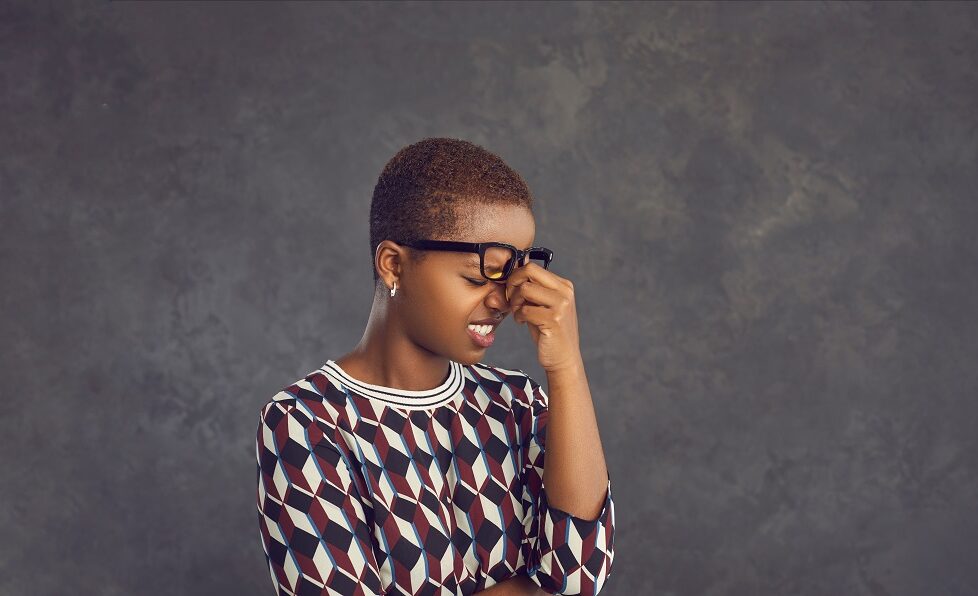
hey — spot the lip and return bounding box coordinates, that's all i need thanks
[466,324,496,348]
[470,318,503,325]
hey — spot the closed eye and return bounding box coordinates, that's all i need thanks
[464,277,488,287]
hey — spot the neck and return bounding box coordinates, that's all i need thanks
[338,299,451,392]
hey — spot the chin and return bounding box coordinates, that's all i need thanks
[453,352,486,366]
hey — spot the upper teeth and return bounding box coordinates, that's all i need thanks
[468,324,493,336]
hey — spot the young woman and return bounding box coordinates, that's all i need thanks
[256,138,615,595]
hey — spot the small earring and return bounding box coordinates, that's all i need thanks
[390,281,397,297]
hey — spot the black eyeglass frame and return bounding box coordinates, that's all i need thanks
[397,239,554,282]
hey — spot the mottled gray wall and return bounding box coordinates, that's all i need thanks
[2,1,976,595]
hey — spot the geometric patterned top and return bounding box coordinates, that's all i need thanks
[256,358,615,595]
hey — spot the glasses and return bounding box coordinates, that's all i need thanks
[398,240,554,282]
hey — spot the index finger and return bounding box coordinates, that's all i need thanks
[505,261,566,299]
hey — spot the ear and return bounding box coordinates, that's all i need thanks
[375,240,406,286]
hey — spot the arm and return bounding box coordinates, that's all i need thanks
[257,398,387,595]
[519,368,616,596]
[539,357,609,521]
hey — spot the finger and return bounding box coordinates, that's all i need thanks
[515,304,548,326]
[509,281,563,311]
[506,261,567,298]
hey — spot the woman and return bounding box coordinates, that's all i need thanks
[256,138,615,595]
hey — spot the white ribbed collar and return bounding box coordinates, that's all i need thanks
[320,359,465,408]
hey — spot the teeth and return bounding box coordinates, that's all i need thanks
[467,324,493,336]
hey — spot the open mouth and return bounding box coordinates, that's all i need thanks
[466,323,496,347]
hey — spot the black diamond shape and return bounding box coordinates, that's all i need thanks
[259,446,279,477]
[413,449,433,469]
[313,441,342,466]
[262,498,281,521]
[317,481,344,505]
[572,515,600,538]
[354,420,378,443]
[554,542,577,572]
[373,504,390,526]
[364,459,384,480]
[288,405,312,426]
[290,527,320,558]
[323,519,353,552]
[451,527,473,553]
[483,435,510,465]
[265,534,288,565]
[363,570,383,594]
[485,401,509,424]
[381,408,407,433]
[285,487,313,512]
[481,479,507,504]
[264,403,286,427]
[279,438,310,468]
[453,485,476,510]
[481,379,504,395]
[410,410,431,427]
[385,448,411,477]
[423,527,451,558]
[296,575,326,596]
[391,495,417,521]
[323,570,356,595]
[324,387,348,408]
[433,408,455,428]
[454,437,480,465]
[420,490,440,512]
[390,536,422,567]
[511,401,527,421]
[435,444,454,472]
[585,546,607,575]
[475,521,503,548]
[505,515,523,545]
[461,405,483,427]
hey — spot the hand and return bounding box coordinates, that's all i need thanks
[473,573,550,595]
[504,262,582,373]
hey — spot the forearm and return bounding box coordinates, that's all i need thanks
[542,356,610,521]
[473,574,549,595]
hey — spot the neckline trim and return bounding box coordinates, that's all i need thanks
[320,359,465,408]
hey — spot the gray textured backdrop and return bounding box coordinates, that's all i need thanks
[2,1,976,595]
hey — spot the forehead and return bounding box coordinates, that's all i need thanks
[457,204,535,268]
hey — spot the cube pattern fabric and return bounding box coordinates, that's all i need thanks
[256,358,615,595]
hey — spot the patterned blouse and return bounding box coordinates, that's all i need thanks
[256,358,615,595]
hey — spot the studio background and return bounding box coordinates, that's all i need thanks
[2,1,976,595]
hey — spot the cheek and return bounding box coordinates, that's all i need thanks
[414,281,472,320]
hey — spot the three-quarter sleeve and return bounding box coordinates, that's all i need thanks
[517,373,616,596]
[257,397,388,595]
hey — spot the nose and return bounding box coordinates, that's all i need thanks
[487,281,511,313]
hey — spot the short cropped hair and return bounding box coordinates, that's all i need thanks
[369,137,534,285]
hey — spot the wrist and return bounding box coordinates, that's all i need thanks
[544,354,586,376]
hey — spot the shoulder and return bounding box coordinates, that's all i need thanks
[258,365,350,432]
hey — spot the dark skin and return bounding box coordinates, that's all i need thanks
[336,204,536,384]
[338,203,608,595]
